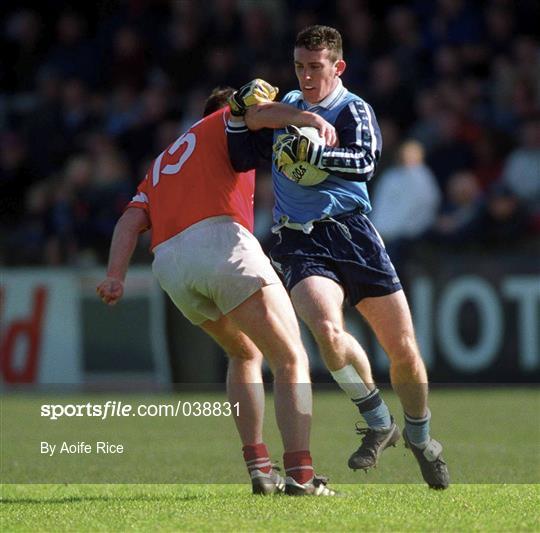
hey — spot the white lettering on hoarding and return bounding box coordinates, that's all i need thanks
[502,277,540,371]
[437,277,502,372]
[411,277,434,369]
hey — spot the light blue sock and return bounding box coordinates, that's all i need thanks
[353,389,392,430]
[329,365,392,430]
[404,410,431,447]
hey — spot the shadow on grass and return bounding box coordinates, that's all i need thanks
[0,493,202,505]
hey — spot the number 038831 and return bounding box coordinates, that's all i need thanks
[179,401,239,417]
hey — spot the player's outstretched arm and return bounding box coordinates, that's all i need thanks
[245,103,337,146]
[96,207,150,306]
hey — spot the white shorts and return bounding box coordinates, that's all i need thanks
[152,216,281,325]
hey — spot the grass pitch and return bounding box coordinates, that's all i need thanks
[2,388,539,531]
[2,483,538,532]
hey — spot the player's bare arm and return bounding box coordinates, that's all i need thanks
[96,207,150,305]
[244,102,337,146]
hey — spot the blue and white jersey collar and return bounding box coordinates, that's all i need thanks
[299,78,346,111]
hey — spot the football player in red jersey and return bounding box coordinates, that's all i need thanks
[97,82,337,496]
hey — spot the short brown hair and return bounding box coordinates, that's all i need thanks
[203,86,235,117]
[295,25,343,62]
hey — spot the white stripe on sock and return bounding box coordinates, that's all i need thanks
[285,465,314,473]
[245,457,270,466]
[247,460,272,470]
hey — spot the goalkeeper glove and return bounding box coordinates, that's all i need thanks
[272,125,324,171]
[228,78,279,117]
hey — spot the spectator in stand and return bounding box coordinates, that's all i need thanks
[375,117,401,175]
[367,55,416,130]
[2,9,45,92]
[422,0,483,50]
[48,154,94,264]
[118,84,173,174]
[43,12,99,88]
[491,35,540,131]
[484,2,515,56]
[370,140,441,272]
[21,67,64,175]
[474,184,529,247]
[104,84,141,137]
[471,131,506,192]
[430,181,528,249]
[426,108,474,192]
[433,46,463,83]
[107,26,148,90]
[500,116,540,232]
[177,88,208,133]
[385,6,425,86]
[431,169,483,244]
[60,78,97,149]
[0,133,38,229]
[206,0,244,47]
[6,181,52,265]
[160,16,205,93]
[0,133,40,262]
[237,5,282,82]
[79,150,132,261]
[409,88,442,152]
[340,9,375,88]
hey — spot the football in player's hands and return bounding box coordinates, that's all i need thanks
[273,125,325,169]
[273,126,329,186]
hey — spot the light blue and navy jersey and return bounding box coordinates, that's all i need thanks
[272,80,382,224]
[226,79,382,225]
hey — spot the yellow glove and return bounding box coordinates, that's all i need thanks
[272,125,323,171]
[228,79,279,117]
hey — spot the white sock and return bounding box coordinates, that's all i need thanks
[330,364,371,401]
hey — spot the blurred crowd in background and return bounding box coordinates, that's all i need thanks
[1,0,539,270]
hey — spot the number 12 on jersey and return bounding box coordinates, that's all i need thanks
[152,132,197,187]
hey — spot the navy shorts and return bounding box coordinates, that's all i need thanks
[269,210,402,306]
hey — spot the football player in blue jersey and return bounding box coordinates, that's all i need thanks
[226,25,449,489]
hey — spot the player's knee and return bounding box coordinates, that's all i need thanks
[225,343,260,362]
[312,320,345,352]
[387,334,421,366]
[272,358,307,381]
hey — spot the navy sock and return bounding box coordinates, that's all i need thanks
[352,389,392,429]
[404,410,431,447]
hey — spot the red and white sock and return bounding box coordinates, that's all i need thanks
[242,443,272,475]
[283,450,314,484]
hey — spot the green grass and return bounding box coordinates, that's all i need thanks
[2,388,540,531]
[2,483,539,532]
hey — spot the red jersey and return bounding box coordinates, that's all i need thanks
[127,108,255,249]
